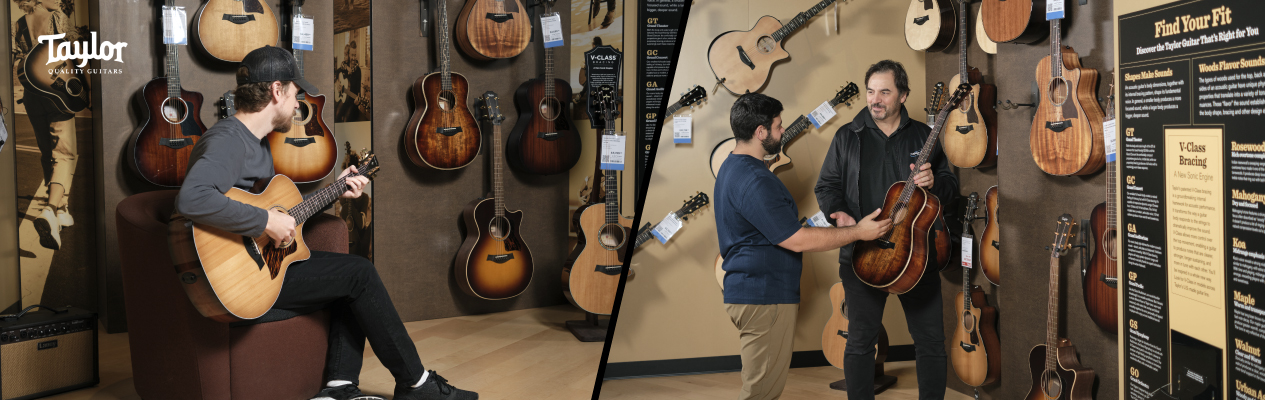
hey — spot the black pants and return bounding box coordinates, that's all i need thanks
[838,264,946,400]
[273,251,425,387]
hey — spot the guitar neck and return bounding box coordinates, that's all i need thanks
[605,128,620,225]
[634,222,655,248]
[958,0,969,78]
[438,0,453,89]
[1045,244,1062,371]
[665,101,686,116]
[289,173,361,225]
[543,4,555,98]
[293,0,306,100]
[772,0,836,42]
[164,0,180,99]
[493,122,505,216]
[1050,19,1063,79]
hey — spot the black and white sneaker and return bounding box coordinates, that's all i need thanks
[394,371,478,400]
[310,383,387,400]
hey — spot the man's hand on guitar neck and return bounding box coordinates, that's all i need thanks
[338,165,368,199]
[265,209,296,248]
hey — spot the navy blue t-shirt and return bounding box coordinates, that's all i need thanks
[715,153,804,304]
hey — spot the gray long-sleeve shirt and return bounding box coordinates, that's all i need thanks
[174,117,274,238]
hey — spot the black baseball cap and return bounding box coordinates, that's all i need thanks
[238,45,319,95]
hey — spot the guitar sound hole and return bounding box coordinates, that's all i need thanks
[488,216,511,241]
[598,223,627,250]
[962,312,975,331]
[438,90,457,112]
[1048,78,1070,106]
[293,101,313,125]
[161,98,189,124]
[891,205,908,226]
[958,93,974,112]
[756,36,777,54]
[1104,228,1118,261]
[1041,370,1063,399]
[539,97,561,121]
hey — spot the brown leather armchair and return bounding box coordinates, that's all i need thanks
[116,190,345,400]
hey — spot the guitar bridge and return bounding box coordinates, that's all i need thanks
[284,137,314,147]
[959,342,976,352]
[596,265,623,276]
[955,125,974,134]
[537,132,560,140]
[160,138,191,150]
[222,14,257,25]
[243,237,265,270]
[991,240,999,249]
[876,239,895,250]
[1046,120,1070,132]
[487,254,515,263]
[837,330,848,339]
[437,126,463,136]
[913,16,930,25]
[736,46,755,70]
[1101,274,1118,288]
[485,13,513,23]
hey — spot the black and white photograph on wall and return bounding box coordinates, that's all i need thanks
[333,9,372,260]
[333,0,370,34]
[334,26,371,123]
[9,0,97,311]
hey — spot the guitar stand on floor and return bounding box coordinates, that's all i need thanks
[566,312,608,342]
[828,364,897,394]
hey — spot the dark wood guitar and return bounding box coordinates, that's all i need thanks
[1030,18,1104,176]
[632,192,710,250]
[1084,81,1117,333]
[706,0,838,94]
[904,0,955,52]
[267,0,336,184]
[130,0,209,188]
[562,95,630,315]
[941,0,998,169]
[980,185,1000,285]
[456,92,534,300]
[506,0,581,175]
[169,153,380,322]
[981,0,1046,44]
[709,83,858,177]
[193,0,280,62]
[850,84,969,294]
[18,41,89,114]
[406,0,482,170]
[1025,213,1095,400]
[950,193,1000,387]
[455,0,531,60]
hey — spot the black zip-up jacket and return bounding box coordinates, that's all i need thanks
[814,105,959,268]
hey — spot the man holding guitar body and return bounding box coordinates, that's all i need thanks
[175,47,476,400]
[716,94,890,400]
[814,60,959,400]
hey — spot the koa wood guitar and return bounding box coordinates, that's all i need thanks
[267,0,336,184]
[821,282,891,371]
[130,0,208,188]
[980,185,1000,285]
[706,0,837,94]
[981,0,1046,44]
[709,83,858,177]
[904,0,956,52]
[194,0,280,62]
[456,92,534,300]
[19,39,89,114]
[562,95,630,315]
[406,0,482,170]
[850,84,969,294]
[506,0,581,175]
[1030,18,1104,176]
[941,0,998,169]
[1025,213,1095,400]
[1084,82,1118,332]
[169,153,380,322]
[455,0,531,60]
[632,192,709,250]
[950,193,1000,387]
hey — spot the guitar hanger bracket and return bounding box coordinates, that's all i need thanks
[1074,218,1091,279]
[420,0,430,37]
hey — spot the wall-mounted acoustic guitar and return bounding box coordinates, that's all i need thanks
[130,0,209,187]
[1030,17,1104,176]
[18,39,89,114]
[632,192,709,251]
[904,0,955,52]
[940,0,997,169]
[562,94,630,315]
[950,192,999,387]
[981,0,1046,44]
[194,0,280,62]
[1024,213,1095,400]
[709,82,858,177]
[406,0,482,170]
[980,185,999,285]
[665,85,708,117]
[455,0,531,60]
[456,92,534,300]
[706,0,838,94]
[850,83,969,294]
[169,152,380,322]
[506,0,581,175]
[1084,79,1118,332]
[975,7,997,54]
[267,0,336,184]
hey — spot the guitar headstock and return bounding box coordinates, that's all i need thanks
[478,91,505,125]
[926,82,945,114]
[963,192,979,225]
[831,82,860,107]
[599,85,619,130]
[1051,213,1076,257]
[356,150,381,179]
[673,192,711,220]
[677,85,707,109]
[218,91,235,119]
[1104,71,1116,122]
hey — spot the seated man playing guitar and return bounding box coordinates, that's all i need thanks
[174,46,476,400]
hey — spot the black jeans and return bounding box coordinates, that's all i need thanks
[273,251,425,387]
[838,265,946,400]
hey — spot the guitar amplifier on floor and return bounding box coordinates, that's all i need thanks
[0,305,98,400]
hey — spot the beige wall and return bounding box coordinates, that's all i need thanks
[609,0,926,364]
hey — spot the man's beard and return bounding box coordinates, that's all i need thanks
[761,133,782,155]
[869,103,889,121]
[271,109,295,133]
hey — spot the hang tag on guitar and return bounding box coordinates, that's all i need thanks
[292,15,314,51]
[541,13,564,48]
[650,213,683,244]
[601,134,626,170]
[673,116,692,144]
[807,211,831,227]
[1103,119,1117,163]
[961,236,973,269]
[807,100,837,129]
[162,6,187,45]
[1046,0,1065,20]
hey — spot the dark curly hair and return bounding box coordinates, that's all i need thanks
[864,60,910,96]
[233,66,291,113]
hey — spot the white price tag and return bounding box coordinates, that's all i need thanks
[673,116,692,144]
[1046,0,1064,20]
[650,213,683,244]
[292,15,314,51]
[162,6,187,45]
[601,134,626,170]
[807,100,837,129]
[1103,119,1117,163]
[541,13,564,48]
[961,236,974,269]
[807,211,831,228]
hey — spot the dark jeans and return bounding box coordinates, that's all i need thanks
[273,251,425,387]
[838,264,946,400]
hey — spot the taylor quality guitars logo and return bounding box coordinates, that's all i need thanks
[38,32,128,74]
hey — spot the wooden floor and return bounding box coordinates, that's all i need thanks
[44,305,604,400]
[598,362,976,399]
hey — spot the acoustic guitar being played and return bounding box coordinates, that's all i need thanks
[706,0,838,94]
[1030,17,1104,176]
[406,0,482,170]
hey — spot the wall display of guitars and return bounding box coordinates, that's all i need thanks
[980,0,1046,44]
[405,0,482,170]
[194,0,280,62]
[951,193,999,388]
[1029,15,1104,177]
[455,0,532,60]
[705,0,838,95]
[1024,214,1095,400]
[903,0,954,52]
[940,0,997,170]
[506,0,581,175]
[709,82,858,178]
[269,0,336,184]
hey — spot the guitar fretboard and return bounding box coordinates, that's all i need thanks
[883,87,968,242]
[292,0,307,101]
[288,170,364,225]
[772,0,837,42]
[439,0,453,90]
[165,0,181,100]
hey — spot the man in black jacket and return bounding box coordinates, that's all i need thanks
[814,60,958,400]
